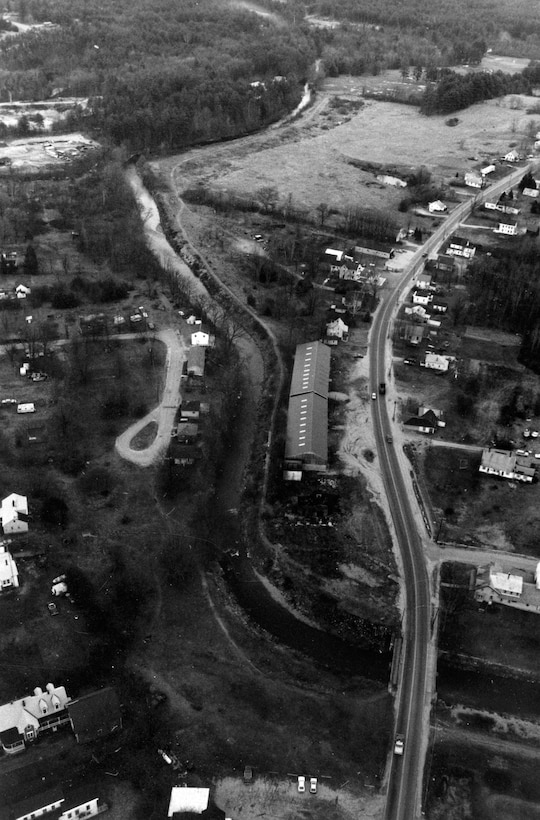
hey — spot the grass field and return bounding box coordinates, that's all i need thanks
[169,76,540,222]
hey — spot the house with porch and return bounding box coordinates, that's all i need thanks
[479,448,536,483]
[428,200,447,213]
[494,221,518,235]
[412,290,432,307]
[325,317,349,341]
[422,353,451,372]
[415,272,432,290]
[446,236,476,259]
[403,410,439,435]
[0,683,71,755]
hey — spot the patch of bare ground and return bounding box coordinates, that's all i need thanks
[129,420,158,450]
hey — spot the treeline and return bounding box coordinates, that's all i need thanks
[465,244,540,372]
[183,183,397,242]
[300,0,540,61]
[420,69,533,115]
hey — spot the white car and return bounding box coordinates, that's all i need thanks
[371,392,377,400]
[297,776,305,793]
[394,734,405,756]
[309,777,317,794]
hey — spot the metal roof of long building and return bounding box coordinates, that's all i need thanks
[289,341,330,399]
[285,392,328,463]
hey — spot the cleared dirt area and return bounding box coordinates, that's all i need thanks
[0,133,99,170]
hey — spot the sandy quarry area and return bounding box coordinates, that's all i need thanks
[0,132,99,169]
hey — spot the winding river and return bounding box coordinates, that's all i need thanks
[129,169,391,683]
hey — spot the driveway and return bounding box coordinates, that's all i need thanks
[115,328,187,467]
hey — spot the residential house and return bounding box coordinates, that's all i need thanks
[523,187,539,198]
[494,221,518,235]
[485,201,520,215]
[67,687,122,744]
[418,406,446,427]
[504,149,520,162]
[430,300,448,314]
[186,346,206,379]
[176,422,199,444]
[191,330,214,347]
[428,200,447,213]
[465,171,484,188]
[0,545,19,590]
[325,317,349,341]
[180,401,201,421]
[376,174,407,187]
[403,410,439,434]
[434,254,455,274]
[481,164,496,176]
[1,493,29,535]
[489,568,523,599]
[412,290,432,307]
[321,248,345,268]
[15,284,31,299]
[446,236,476,259]
[186,315,200,325]
[422,353,451,372]
[0,683,71,755]
[479,448,536,483]
[399,322,425,345]
[171,443,201,467]
[5,783,106,820]
[335,259,364,281]
[415,272,432,290]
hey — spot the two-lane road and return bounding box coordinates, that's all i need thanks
[372,163,535,820]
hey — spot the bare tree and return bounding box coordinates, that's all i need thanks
[316,202,330,226]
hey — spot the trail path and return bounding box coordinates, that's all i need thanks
[115,328,187,467]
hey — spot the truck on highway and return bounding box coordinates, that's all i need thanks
[379,382,386,395]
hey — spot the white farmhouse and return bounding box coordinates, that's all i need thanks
[0,545,19,589]
[1,493,29,534]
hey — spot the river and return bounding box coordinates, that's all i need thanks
[129,169,391,683]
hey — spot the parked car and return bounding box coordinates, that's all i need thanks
[403,358,415,365]
[297,776,306,793]
[47,602,59,616]
[309,778,318,794]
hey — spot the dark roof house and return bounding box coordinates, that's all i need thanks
[67,687,121,744]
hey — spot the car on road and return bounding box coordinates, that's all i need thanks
[394,734,405,756]
[403,358,415,365]
[297,776,305,793]
[386,435,393,443]
[309,777,317,794]
[371,392,377,400]
[47,602,59,616]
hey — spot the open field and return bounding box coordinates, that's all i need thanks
[165,76,540,222]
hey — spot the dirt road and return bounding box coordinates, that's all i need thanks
[115,328,187,467]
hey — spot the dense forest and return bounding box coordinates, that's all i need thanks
[464,243,540,372]
[1,0,540,151]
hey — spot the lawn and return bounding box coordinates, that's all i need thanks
[420,445,540,555]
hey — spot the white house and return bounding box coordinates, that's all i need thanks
[412,290,432,307]
[326,318,349,340]
[191,330,214,347]
[479,448,536,483]
[428,200,447,213]
[481,164,496,175]
[489,569,523,598]
[494,221,517,235]
[523,187,539,198]
[415,272,432,290]
[1,493,29,535]
[423,353,450,372]
[168,787,210,817]
[0,683,70,755]
[446,237,476,259]
[15,284,31,299]
[504,149,520,162]
[0,545,19,589]
[465,171,483,188]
